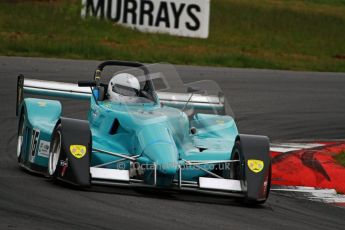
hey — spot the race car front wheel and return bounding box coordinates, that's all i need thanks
[47,118,91,187]
[48,124,62,179]
[230,141,243,180]
[223,140,243,180]
[238,134,271,205]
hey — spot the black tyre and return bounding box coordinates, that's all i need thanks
[246,164,271,205]
[17,113,25,163]
[223,140,243,180]
[230,141,243,180]
[47,118,91,187]
[227,140,271,205]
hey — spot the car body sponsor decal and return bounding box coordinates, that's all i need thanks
[70,145,86,159]
[37,140,50,158]
[247,159,264,173]
[60,158,69,177]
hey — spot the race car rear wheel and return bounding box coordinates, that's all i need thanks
[48,124,62,178]
[17,113,25,163]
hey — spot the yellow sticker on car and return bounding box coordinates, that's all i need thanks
[216,120,225,124]
[38,101,47,107]
[247,159,264,173]
[70,145,86,159]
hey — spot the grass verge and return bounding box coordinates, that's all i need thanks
[0,0,345,71]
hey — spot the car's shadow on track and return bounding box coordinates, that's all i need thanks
[87,184,269,209]
[18,166,269,209]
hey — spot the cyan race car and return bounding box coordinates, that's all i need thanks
[16,60,271,204]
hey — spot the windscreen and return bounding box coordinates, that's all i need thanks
[100,63,234,118]
[146,63,234,118]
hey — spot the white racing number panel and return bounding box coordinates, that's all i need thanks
[199,177,243,192]
[90,167,130,182]
[29,129,40,163]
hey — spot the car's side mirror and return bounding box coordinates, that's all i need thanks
[98,87,106,101]
[187,86,206,95]
[187,86,199,93]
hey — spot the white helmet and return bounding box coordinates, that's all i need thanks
[108,73,140,101]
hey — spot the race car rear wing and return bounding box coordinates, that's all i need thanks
[17,75,225,116]
[16,75,91,115]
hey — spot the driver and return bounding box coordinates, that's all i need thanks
[107,73,150,103]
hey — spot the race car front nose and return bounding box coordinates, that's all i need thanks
[144,142,179,176]
[138,125,179,176]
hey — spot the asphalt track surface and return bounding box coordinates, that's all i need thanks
[0,56,345,230]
